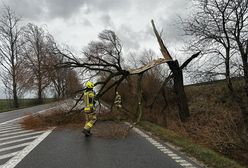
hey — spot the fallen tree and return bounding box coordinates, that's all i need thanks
[55,22,200,123]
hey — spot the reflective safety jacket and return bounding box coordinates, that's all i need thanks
[114,94,121,104]
[83,89,96,113]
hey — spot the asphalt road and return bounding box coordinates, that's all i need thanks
[0,104,203,168]
[15,127,201,168]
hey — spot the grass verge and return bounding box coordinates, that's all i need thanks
[139,121,245,168]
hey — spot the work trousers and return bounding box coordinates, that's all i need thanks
[84,112,97,130]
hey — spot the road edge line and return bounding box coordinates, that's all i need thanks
[124,122,199,168]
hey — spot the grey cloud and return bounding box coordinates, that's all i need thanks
[100,14,115,28]
[156,0,191,44]
[2,0,131,20]
[1,0,45,20]
[116,25,140,50]
[85,0,130,12]
[44,0,84,19]
[81,18,92,27]
[1,0,85,20]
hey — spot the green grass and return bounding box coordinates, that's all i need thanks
[0,98,56,113]
[139,121,245,168]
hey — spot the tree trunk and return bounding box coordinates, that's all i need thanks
[167,60,190,122]
[12,79,19,108]
[243,60,248,98]
[136,73,144,123]
[240,59,248,127]
[225,51,234,92]
[38,79,43,104]
[11,43,18,108]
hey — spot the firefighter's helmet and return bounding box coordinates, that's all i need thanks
[86,81,94,89]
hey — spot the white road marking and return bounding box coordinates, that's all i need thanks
[0,131,45,141]
[0,106,59,168]
[0,130,32,138]
[0,152,18,160]
[168,153,178,157]
[160,148,171,152]
[176,160,189,163]
[0,118,26,126]
[2,129,53,168]
[0,128,22,134]
[0,143,30,153]
[0,136,39,146]
[0,122,19,126]
[172,156,182,160]
[180,163,193,166]
[163,150,173,154]
[157,146,166,149]
[0,124,19,129]
[0,126,20,131]
[152,142,161,145]
[155,145,165,148]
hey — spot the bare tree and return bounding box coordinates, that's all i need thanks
[46,51,81,99]
[65,69,82,97]
[0,6,24,108]
[59,30,130,99]
[182,0,236,90]
[23,23,51,103]
[229,0,248,97]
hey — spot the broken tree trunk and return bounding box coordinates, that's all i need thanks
[151,20,190,122]
[167,60,190,121]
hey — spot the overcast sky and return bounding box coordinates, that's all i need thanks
[0,0,193,98]
[1,0,192,53]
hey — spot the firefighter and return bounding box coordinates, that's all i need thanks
[114,92,122,109]
[114,91,122,121]
[82,81,97,136]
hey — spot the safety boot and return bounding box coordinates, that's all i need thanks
[82,129,92,137]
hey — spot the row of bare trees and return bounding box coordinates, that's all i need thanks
[0,7,81,107]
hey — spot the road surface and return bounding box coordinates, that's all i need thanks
[0,104,203,168]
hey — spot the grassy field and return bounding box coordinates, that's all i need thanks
[0,98,56,113]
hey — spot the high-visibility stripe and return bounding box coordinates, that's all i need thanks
[86,122,93,128]
[84,90,95,109]
[84,107,91,111]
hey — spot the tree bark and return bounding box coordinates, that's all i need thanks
[167,60,190,122]
[12,78,19,108]
[37,74,43,104]
[136,73,144,123]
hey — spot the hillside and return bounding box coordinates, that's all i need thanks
[103,78,248,166]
